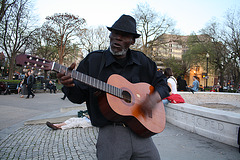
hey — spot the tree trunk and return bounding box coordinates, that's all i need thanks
[8,56,15,80]
[219,70,224,89]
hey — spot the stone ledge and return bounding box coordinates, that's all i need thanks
[178,92,240,107]
[165,103,240,148]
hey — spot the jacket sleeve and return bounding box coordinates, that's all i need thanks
[62,80,88,104]
[62,57,90,104]
[152,69,171,100]
[139,53,170,99]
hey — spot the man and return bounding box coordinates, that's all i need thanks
[48,80,56,94]
[177,76,187,91]
[188,76,199,94]
[26,70,35,98]
[57,14,170,159]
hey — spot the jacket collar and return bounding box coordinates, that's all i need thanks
[104,48,141,67]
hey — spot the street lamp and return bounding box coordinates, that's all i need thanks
[206,53,209,88]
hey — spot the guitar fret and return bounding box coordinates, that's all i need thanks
[84,74,87,83]
[118,88,120,98]
[77,71,79,80]
[106,84,109,93]
[86,75,89,84]
[81,74,84,82]
[80,73,83,82]
[103,82,106,91]
[74,70,77,79]
[71,70,74,78]
[97,80,99,89]
[115,86,117,96]
[100,81,103,90]
[58,64,61,72]
[111,86,114,95]
[89,76,91,84]
[93,78,96,88]
[65,67,68,75]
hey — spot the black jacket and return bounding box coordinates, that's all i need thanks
[63,49,170,127]
[27,75,34,87]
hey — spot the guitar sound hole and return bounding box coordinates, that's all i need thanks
[122,91,131,103]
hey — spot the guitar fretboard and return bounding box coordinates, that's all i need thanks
[52,62,123,99]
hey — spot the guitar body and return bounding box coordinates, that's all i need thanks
[98,74,166,137]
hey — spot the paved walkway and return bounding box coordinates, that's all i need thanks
[0,93,239,160]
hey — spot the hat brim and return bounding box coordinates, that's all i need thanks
[107,27,141,38]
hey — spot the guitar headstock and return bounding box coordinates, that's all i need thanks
[15,54,53,71]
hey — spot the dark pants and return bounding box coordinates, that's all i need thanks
[49,86,56,93]
[96,125,160,160]
[27,85,35,98]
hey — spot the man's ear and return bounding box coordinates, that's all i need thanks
[131,38,135,45]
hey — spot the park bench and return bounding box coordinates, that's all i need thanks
[32,83,61,93]
[32,83,47,93]
[7,83,18,94]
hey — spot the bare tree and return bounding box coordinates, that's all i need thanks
[41,13,86,64]
[0,0,36,80]
[200,21,229,88]
[220,9,240,89]
[0,0,16,22]
[132,2,175,56]
[78,26,109,54]
[30,27,59,61]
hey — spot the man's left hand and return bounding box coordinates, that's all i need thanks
[140,91,161,117]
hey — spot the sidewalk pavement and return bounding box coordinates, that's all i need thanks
[0,93,239,160]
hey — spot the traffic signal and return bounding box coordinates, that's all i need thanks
[202,73,207,78]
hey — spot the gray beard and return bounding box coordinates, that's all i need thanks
[110,47,127,56]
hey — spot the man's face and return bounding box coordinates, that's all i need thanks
[109,30,135,56]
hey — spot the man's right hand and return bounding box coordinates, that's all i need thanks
[57,63,76,87]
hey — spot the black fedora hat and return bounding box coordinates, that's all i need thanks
[107,14,141,38]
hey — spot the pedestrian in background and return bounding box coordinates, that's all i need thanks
[20,73,28,98]
[177,76,187,91]
[162,68,177,105]
[187,76,199,94]
[26,70,35,99]
[48,80,56,94]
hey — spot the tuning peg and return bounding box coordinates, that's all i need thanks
[41,65,44,68]
[27,62,30,65]
[36,59,39,61]
[34,64,37,67]
[43,61,45,63]
[29,57,32,60]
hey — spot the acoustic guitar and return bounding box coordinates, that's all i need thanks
[15,54,166,137]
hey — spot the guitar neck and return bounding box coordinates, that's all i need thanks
[52,62,123,99]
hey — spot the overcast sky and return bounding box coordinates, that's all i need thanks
[33,0,239,35]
